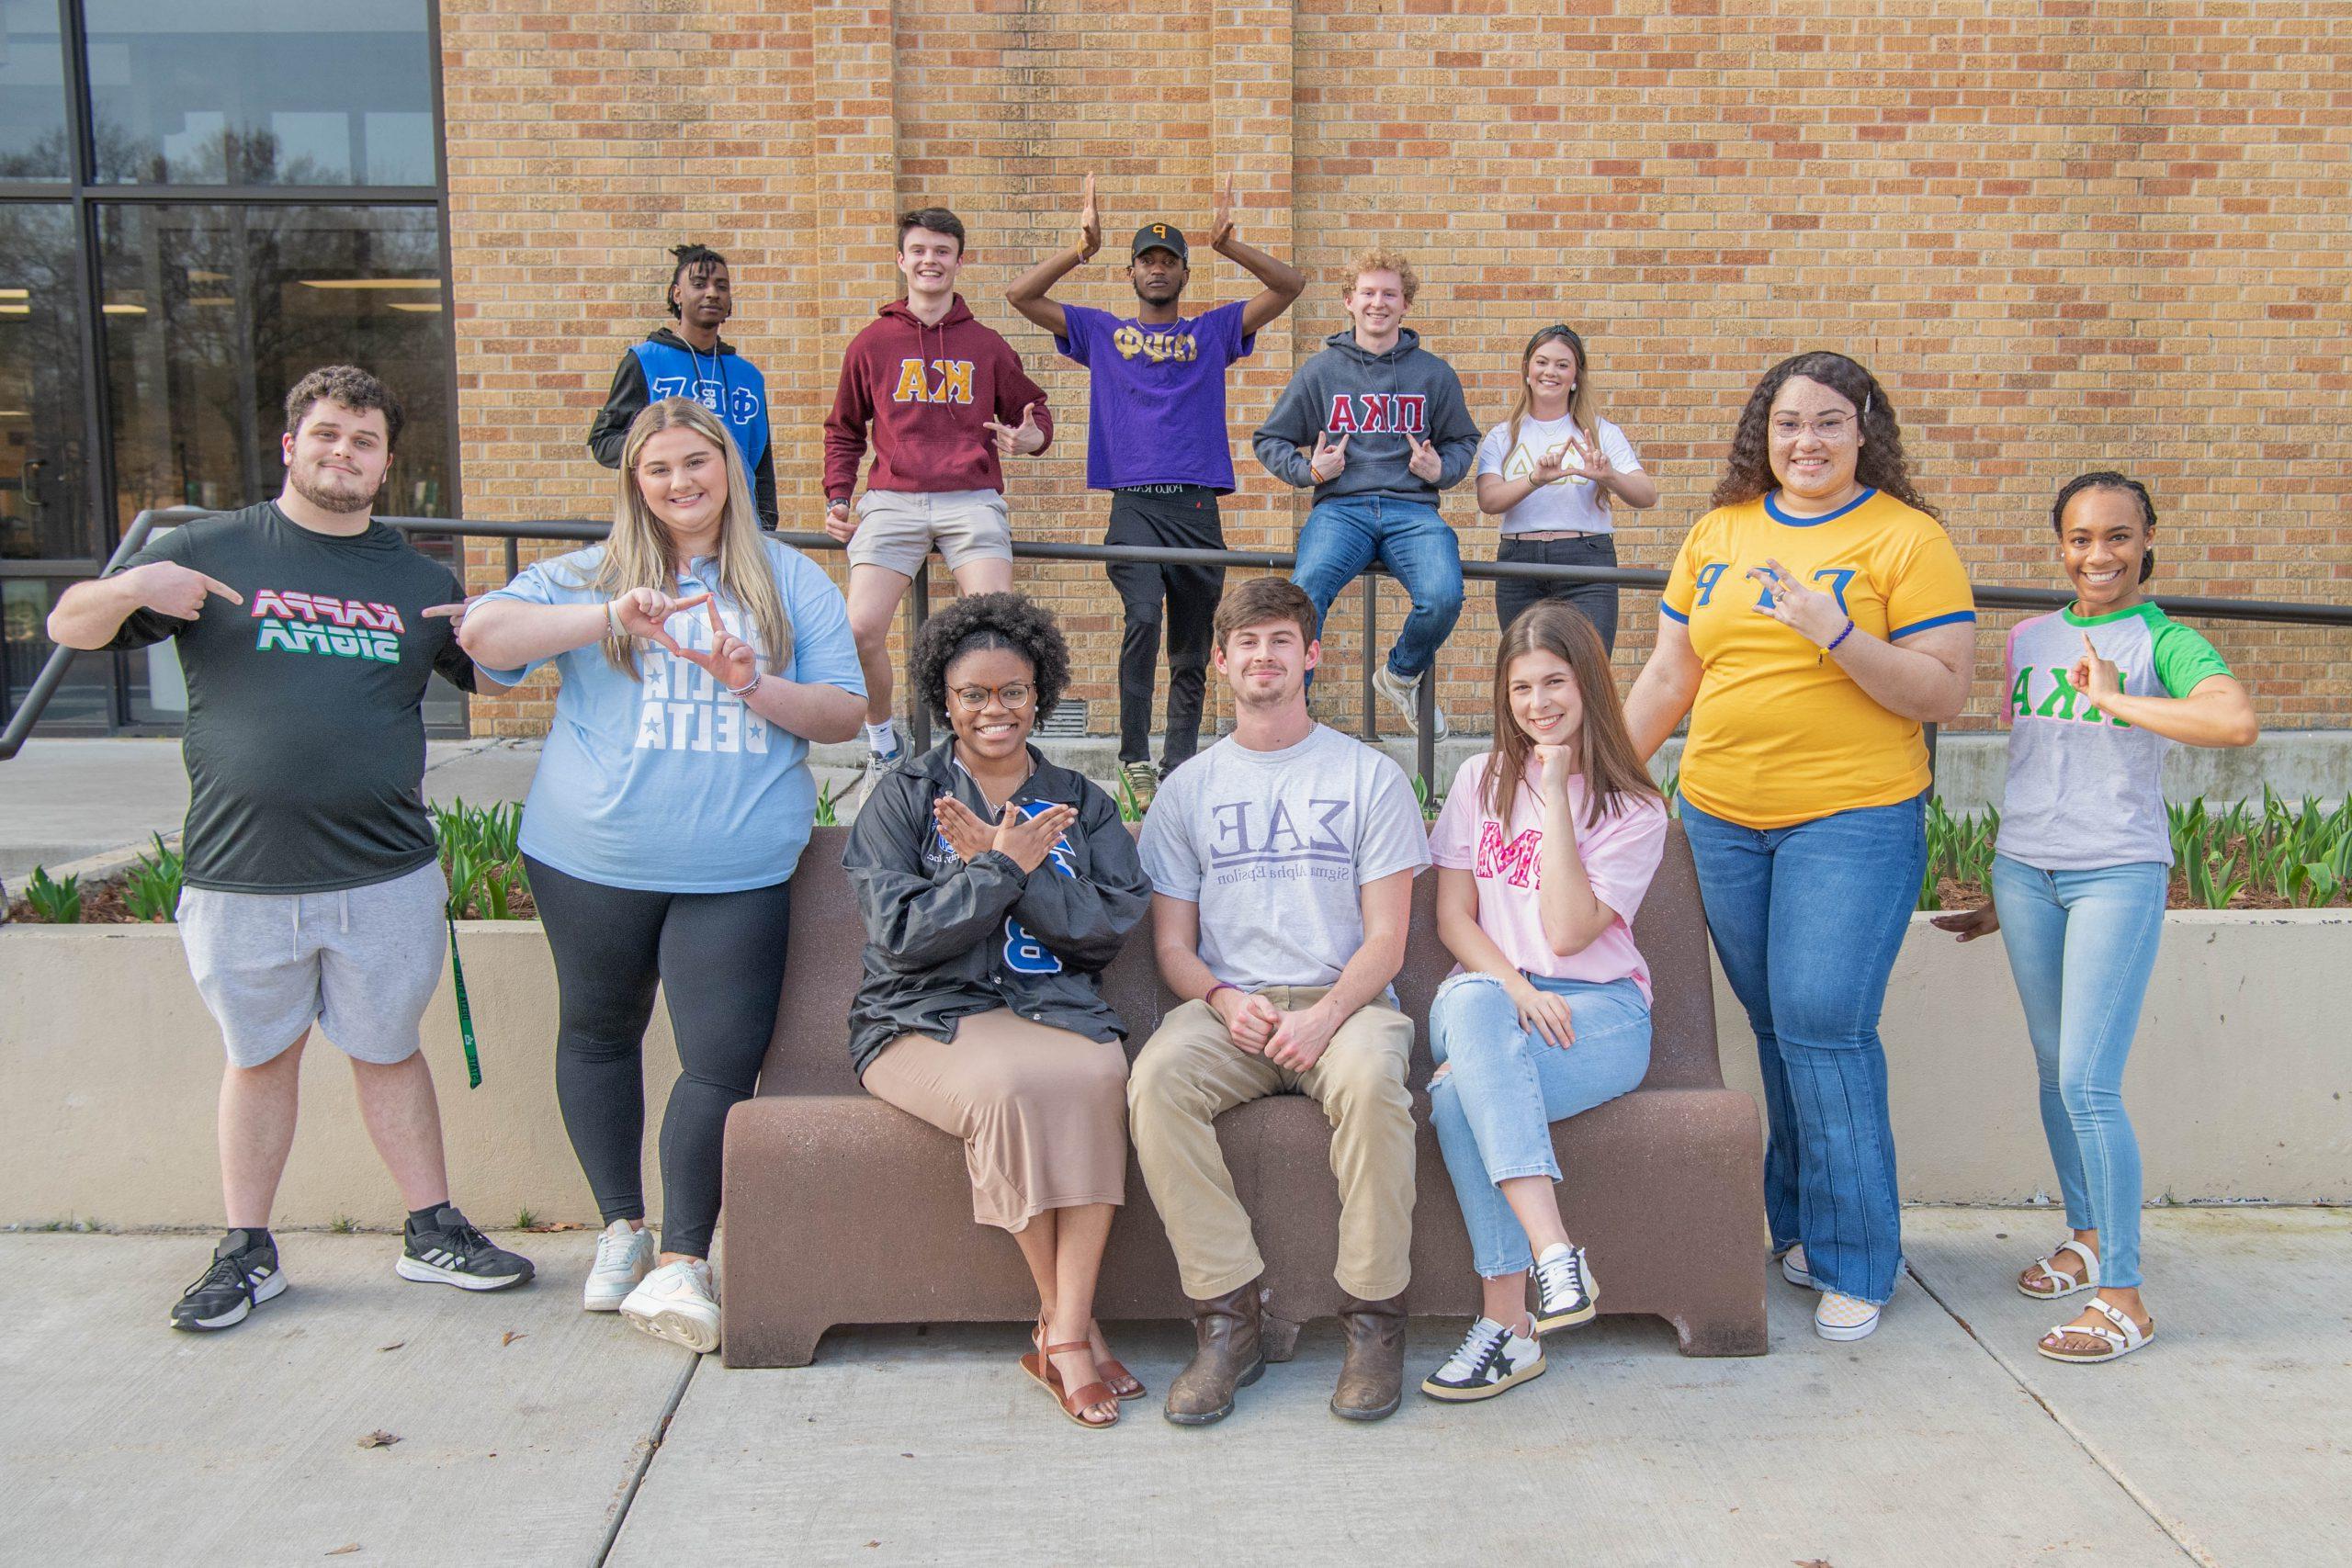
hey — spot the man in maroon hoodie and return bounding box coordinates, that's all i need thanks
[824,207,1054,807]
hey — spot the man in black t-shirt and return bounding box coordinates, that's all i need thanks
[47,365,534,1331]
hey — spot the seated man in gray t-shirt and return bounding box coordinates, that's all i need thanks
[1130,578,1430,1426]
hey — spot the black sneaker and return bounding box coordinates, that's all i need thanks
[1532,1242,1598,1333]
[395,1205,535,1292]
[170,1229,286,1331]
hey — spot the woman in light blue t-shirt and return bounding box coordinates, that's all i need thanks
[459,398,865,1356]
[1933,472,2256,1367]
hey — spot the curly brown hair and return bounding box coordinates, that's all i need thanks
[282,365,404,450]
[1710,351,1938,521]
[910,592,1070,726]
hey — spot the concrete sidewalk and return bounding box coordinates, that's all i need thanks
[8,1208,2345,1565]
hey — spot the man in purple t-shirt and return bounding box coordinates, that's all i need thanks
[1007,175,1304,807]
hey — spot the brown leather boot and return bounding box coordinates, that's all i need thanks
[1164,1281,1267,1426]
[1330,1295,1408,1421]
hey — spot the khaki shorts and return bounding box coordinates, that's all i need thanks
[845,488,1012,577]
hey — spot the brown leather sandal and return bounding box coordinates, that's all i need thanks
[1022,1338,1119,1429]
[1096,1351,1147,1404]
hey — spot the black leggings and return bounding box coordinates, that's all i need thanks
[524,855,791,1259]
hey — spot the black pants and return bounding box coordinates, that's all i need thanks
[1106,486,1225,767]
[524,855,792,1259]
[1495,534,1621,652]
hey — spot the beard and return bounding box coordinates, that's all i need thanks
[1131,277,1183,306]
[287,459,378,515]
[1231,668,1302,709]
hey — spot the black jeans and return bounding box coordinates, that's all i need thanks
[1105,486,1225,767]
[1495,533,1621,652]
[524,856,792,1259]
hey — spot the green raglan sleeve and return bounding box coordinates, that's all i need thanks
[2150,614,2233,698]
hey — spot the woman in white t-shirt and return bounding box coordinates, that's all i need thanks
[1418,601,1670,1404]
[1474,325,1657,650]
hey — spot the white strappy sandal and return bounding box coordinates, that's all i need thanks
[2018,1237,2099,1300]
[2036,1297,2154,1364]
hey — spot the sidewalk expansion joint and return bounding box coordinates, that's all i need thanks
[1902,1260,2216,1568]
[593,1349,701,1568]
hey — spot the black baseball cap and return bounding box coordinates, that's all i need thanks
[1130,222,1188,261]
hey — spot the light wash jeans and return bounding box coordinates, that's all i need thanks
[1427,971,1652,1279]
[1679,792,1926,1306]
[1988,853,2167,1289]
[1289,495,1464,681]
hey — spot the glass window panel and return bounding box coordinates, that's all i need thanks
[3,577,115,730]
[85,1,434,186]
[0,203,91,563]
[99,202,462,727]
[0,0,70,181]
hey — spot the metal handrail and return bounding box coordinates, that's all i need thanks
[8,508,2351,777]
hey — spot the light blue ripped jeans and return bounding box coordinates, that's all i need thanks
[1426,971,1653,1279]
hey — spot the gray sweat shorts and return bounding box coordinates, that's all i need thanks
[177,859,449,1068]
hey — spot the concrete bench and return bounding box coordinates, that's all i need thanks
[719,821,1767,1367]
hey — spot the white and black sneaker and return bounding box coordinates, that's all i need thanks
[395,1205,535,1292]
[1532,1242,1599,1333]
[1420,1316,1546,1403]
[849,728,907,817]
[170,1229,287,1331]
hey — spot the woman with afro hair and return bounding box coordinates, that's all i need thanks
[842,592,1153,1428]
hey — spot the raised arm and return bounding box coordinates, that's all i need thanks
[48,560,238,650]
[2075,640,2258,749]
[1206,175,1306,335]
[1004,174,1100,340]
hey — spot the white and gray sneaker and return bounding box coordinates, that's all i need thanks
[849,735,908,817]
[1780,1245,1818,1289]
[583,1219,656,1312]
[1532,1242,1599,1333]
[1420,1316,1546,1402]
[1370,662,1450,739]
[620,1258,720,1354]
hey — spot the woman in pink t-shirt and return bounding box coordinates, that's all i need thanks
[1418,601,1669,1404]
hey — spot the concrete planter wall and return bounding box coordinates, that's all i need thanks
[4,912,2346,1227]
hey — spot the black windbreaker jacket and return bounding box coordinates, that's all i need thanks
[842,742,1150,1077]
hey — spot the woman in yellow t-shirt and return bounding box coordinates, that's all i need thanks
[1623,351,1977,1344]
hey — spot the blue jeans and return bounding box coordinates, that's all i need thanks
[1290,496,1464,681]
[1988,854,2166,1290]
[1427,972,1653,1278]
[1680,793,1926,1305]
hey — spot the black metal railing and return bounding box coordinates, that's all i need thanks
[9,507,2352,795]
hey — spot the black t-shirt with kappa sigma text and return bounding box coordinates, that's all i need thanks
[106,502,477,894]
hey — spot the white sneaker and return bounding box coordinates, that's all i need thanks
[621,1258,720,1353]
[1420,1316,1546,1402]
[1370,662,1449,739]
[1781,1245,1818,1289]
[1815,1290,1883,1341]
[848,737,907,817]
[1532,1242,1599,1332]
[583,1219,655,1313]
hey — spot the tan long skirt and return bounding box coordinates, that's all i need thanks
[861,1008,1128,1232]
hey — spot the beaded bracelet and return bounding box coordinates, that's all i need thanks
[1825,617,1856,653]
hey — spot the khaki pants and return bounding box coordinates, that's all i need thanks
[1128,987,1417,1302]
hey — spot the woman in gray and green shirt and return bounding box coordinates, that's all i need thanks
[1935,472,2256,1366]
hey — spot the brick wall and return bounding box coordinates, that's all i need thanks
[442,0,2352,739]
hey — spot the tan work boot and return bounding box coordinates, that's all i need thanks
[1330,1294,1408,1421]
[1164,1281,1267,1426]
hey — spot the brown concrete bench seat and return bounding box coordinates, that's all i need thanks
[720,821,1767,1367]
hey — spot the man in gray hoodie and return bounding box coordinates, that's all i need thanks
[1253,249,1479,737]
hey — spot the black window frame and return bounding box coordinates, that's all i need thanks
[0,0,460,735]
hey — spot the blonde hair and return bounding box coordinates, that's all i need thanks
[1343,248,1419,305]
[583,397,793,679]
